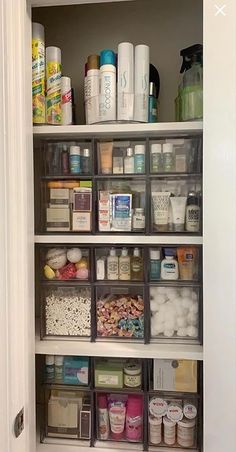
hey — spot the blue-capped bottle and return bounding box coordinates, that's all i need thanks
[99,49,116,122]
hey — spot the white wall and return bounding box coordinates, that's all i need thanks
[33,0,203,123]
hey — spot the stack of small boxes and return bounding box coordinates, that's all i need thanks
[46,181,92,232]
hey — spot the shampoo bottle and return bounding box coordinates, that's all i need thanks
[131,248,143,281]
[86,54,100,124]
[119,248,131,280]
[99,49,116,122]
[134,45,150,122]
[117,42,134,121]
[107,248,119,280]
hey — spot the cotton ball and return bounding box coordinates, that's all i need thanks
[187,312,198,326]
[150,299,160,313]
[155,287,168,296]
[164,329,174,337]
[150,287,159,298]
[156,295,167,305]
[187,326,198,337]
[177,327,188,337]
[176,304,185,317]
[155,322,165,335]
[181,288,192,298]
[177,316,187,328]
[164,319,176,330]
[46,248,67,270]
[172,296,182,308]
[155,310,165,324]
[182,297,194,310]
[191,292,198,302]
[190,302,199,315]
[165,288,179,301]
[67,248,82,263]
[151,317,158,336]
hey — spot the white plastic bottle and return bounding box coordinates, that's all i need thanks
[119,248,131,280]
[86,54,100,124]
[99,49,116,122]
[134,45,150,122]
[117,42,134,121]
[161,248,179,280]
[61,76,72,125]
[107,248,119,280]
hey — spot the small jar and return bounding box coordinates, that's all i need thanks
[177,418,196,447]
[133,208,145,231]
[163,416,176,445]
[124,361,142,388]
[149,415,162,445]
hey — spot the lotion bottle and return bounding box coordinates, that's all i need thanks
[119,248,131,280]
[107,248,119,280]
[99,49,116,122]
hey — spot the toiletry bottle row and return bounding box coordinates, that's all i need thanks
[150,246,199,281]
[99,142,146,174]
[97,247,144,281]
[151,142,187,173]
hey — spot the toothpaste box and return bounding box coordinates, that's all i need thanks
[111,194,132,231]
[99,191,110,231]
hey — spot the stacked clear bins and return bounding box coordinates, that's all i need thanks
[37,355,202,450]
[36,244,202,344]
[34,136,202,235]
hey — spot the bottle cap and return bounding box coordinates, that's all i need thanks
[87,54,100,70]
[100,49,116,67]
[124,361,141,375]
[46,46,61,63]
[45,355,55,365]
[70,146,80,155]
[135,208,144,214]
[126,147,133,157]
[187,193,199,206]
[150,249,160,260]
[98,394,107,409]
[61,76,71,92]
[55,356,64,366]
[110,248,116,257]
[32,22,44,41]
[133,247,141,257]
[149,82,157,97]
[83,148,90,157]
[163,143,173,154]
[151,143,162,154]
[134,144,145,155]
[121,248,128,257]
[164,248,175,257]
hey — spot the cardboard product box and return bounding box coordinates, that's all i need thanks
[72,212,91,232]
[49,188,70,208]
[79,404,91,439]
[73,188,92,212]
[111,194,132,232]
[153,359,197,393]
[47,391,82,438]
[95,361,124,389]
[63,357,89,386]
[46,207,70,232]
[98,193,110,231]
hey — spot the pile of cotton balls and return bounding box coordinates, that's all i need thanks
[150,287,199,338]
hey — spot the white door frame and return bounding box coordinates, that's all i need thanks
[0,0,35,451]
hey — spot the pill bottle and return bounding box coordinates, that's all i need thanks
[177,418,196,447]
[149,415,162,445]
[163,416,176,445]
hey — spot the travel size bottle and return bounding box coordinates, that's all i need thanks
[107,248,119,280]
[186,192,200,232]
[124,147,134,174]
[119,248,131,280]
[150,249,161,280]
[131,248,143,281]
[161,248,179,280]
[134,144,145,173]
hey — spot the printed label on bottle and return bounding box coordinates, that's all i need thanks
[32,38,45,123]
[62,89,72,105]
[186,208,200,231]
[120,262,130,275]
[46,61,62,124]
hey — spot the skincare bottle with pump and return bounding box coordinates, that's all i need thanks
[99,49,116,122]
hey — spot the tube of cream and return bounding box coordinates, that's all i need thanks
[108,399,126,441]
[152,192,170,232]
[99,142,113,174]
[170,196,187,232]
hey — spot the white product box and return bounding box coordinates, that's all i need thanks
[46,207,70,231]
[49,188,70,208]
[72,212,91,232]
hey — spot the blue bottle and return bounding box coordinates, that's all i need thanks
[134,144,145,173]
[150,249,161,280]
[70,145,81,174]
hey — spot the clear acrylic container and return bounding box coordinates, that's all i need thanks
[97,139,146,175]
[41,286,91,338]
[150,285,201,343]
[96,286,144,339]
[44,141,92,177]
[39,246,91,282]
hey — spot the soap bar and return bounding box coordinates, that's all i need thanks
[63,357,89,385]
[95,361,123,388]
[153,359,197,393]
[46,207,70,231]
[47,390,82,438]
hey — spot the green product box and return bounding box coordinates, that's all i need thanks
[95,361,124,389]
[80,180,92,188]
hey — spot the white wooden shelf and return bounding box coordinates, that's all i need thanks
[35,235,203,245]
[33,121,203,139]
[31,0,133,7]
[35,335,203,361]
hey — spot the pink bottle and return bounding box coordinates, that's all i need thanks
[126,395,143,442]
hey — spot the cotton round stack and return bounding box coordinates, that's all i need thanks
[150,286,199,338]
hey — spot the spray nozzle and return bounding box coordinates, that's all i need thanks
[180,44,203,73]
